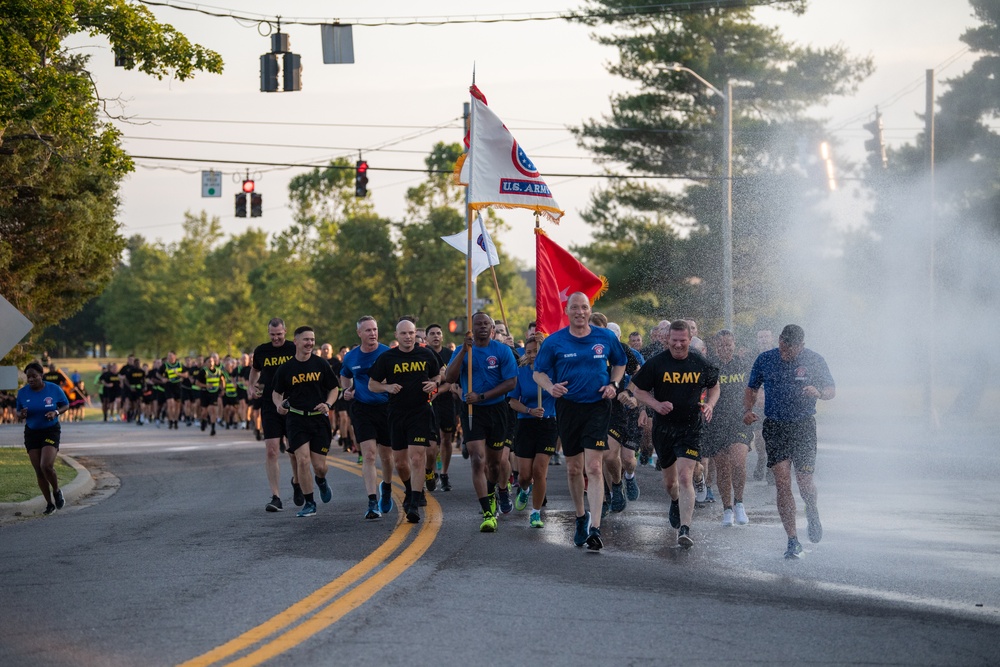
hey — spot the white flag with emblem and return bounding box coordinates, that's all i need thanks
[455,85,564,224]
[441,214,500,278]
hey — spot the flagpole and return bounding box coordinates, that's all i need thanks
[480,214,510,339]
[534,212,543,408]
[465,76,476,428]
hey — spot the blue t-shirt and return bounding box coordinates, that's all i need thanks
[509,364,556,418]
[747,348,835,421]
[533,326,627,403]
[16,381,69,430]
[448,340,518,406]
[341,344,390,405]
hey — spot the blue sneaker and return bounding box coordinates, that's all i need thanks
[365,497,381,520]
[317,477,332,504]
[498,488,513,514]
[624,474,640,501]
[573,511,591,547]
[785,537,804,559]
[514,486,530,512]
[529,510,544,528]
[296,501,317,517]
[378,482,394,514]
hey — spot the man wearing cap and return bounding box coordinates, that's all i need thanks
[744,324,835,559]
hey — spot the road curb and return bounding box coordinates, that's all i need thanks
[0,452,94,518]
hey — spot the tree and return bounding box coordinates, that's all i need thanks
[0,0,222,365]
[572,1,872,329]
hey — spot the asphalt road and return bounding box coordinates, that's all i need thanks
[1,416,998,666]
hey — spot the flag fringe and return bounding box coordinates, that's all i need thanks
[470,201,563,224]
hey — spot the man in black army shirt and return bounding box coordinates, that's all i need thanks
[272,326,340,519]
[368,317,442,524]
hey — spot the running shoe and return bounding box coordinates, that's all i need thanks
[357,452,363,465]
[601,500,610,519]
[378,481,394,514]
[292,479,304,507]
[296,501,317,517]
[784,537,804,559]
[480,510,498,533]
[514,486,531,512]
[610,482,627,512]
[317,477,332,504]
[638,452,650,467]
[677,525,694,548]
[586,526,604,551]
[265,495,283,512]
[365,497,382,520]
[694,476,707,503]
[529,510,544,528]
[425,471,437,492]
[722,508,735,527]
[668,499,680,529]
[54,488,65,510]
[406,498,421,524]
[201,419,207,432]
[573,512,591,547]
[806,505,823,543]
[624,475,640,502]
[488,492,498,517]
[440,473,452,492]
[550,452,562,466]
[43,503,56,515]
[704,487,715,503]
[417,491,427,507]
[734,502,750,525]
[210,423,216,436]
[498,488,513,514]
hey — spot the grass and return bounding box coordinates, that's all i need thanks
[0,447,78,503]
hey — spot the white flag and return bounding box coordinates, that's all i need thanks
[455,85,564,223]
[441,215,500,278]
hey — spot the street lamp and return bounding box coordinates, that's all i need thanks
[663,63,733,330]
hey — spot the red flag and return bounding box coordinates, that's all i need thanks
[535,229,607,335]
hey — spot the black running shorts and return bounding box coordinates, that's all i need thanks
[286,414,332,455]
[651,418,703,468]
[762,416,817,474]
[24,425,60,451]
[351,401,390,446]
[460,402,508,451]
[512,417,558,459]
[701,418,753,458]
[389,405,434,451]
[260,403,288,441]
[555,398,611,458]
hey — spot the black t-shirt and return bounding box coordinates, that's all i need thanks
[252,341,297,395]
[99,371,118,388]
[427,347,454,408]
[182,365,197,388]
[125,365,146,389]
[324,355,343,376]
[369,346,442,413]
[272,354,338,411]
[711,355,751,424]
[631,350,719,426]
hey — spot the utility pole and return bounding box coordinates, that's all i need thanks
[925,69,937,427]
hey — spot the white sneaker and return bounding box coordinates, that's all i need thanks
[694,476,707,503]
[734,502,749,525]
[722,508,734,526]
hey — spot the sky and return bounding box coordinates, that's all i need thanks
[73,0,980,266]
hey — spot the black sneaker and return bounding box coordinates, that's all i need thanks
[210,423,216,436]
[265,495,283,512]
[201,419,207,432]
[43,503,56,515]
[406,498,421,524]
[425,471,437,492]
[255,428,263,441]
[677,525,694,548]
[53,488,65,510]
[586,526,604,551]
[292,479,304,507]
[440,473,451,492]
[669,499,680,529]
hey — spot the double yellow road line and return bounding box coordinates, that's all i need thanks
[179,456,441,667]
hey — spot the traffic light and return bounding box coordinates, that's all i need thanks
[863,111,887,170]
[447,319,461,335]
[250,193,263,217]
[242,179,255,193]
[235,192,247,217]
[355,160,369,198]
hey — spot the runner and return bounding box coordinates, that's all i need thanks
[532,293,627,550]
[425,324,457,492]
[443,312,518,533]
[162,352,185,429]
[248,318,298,513]
[272,326,339,518]
[16,362,70,515]
[368,317,443,523]
[341,316,397,520]
[196,354,224,436]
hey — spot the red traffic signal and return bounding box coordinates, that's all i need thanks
[242,179,255,193]
[355,160,369,198]
[447,319,461,334]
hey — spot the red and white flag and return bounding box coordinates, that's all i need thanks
[455,85,564,223]
[535,229,607,335]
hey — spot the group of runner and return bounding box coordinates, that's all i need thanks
[12,296,835,558]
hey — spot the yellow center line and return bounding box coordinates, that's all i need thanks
[178,454,441,667]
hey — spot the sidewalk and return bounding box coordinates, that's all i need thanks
[0,454,94,520]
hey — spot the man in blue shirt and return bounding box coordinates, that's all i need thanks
[744,324,835,559]
[341,316,397,520]
[444,312,518,533]
[533,293,626,551]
